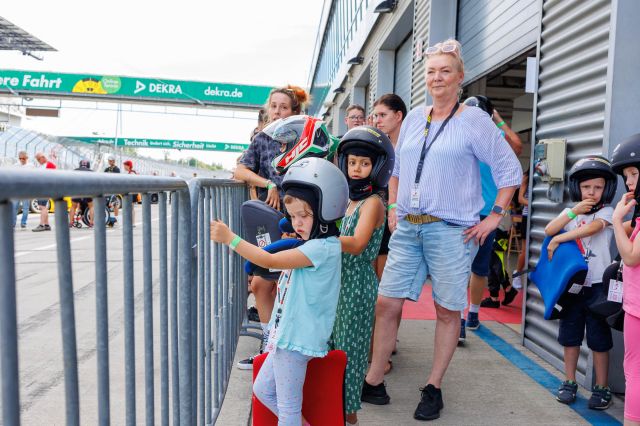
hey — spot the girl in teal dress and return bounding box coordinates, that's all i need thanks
[334,126,396,426]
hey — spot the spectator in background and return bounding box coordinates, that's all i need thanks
[372,94,407,277]
[104,155,121,223]
[69,159,95,228]
[32,152,56,232]
[123,160,138,224]
[250,108,268,141]
[371,93,407,373]
[13,151,33,229]
[345,104,366,131]
[511,170,529,290]
[463,99,522,335]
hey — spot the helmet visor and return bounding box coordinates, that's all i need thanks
[261,115,307,146]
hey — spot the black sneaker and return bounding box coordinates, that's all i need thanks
[502,287,518,306]
[247,305,260,323]
[414,384,443,421]
[32,224,50,232]
[480,297,500,308]
[556,380,577,404]
[458,318,466,345]
[588,385,612,410]
[361,380,390,405]
[236,356,256,370]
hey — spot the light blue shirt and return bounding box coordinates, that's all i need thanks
[270,237,342,357]
[479,162,498,217]
[392,106,521,227]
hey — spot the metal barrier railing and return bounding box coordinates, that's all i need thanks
[0,169,247,425]
[188,180,255,425]
[0,125,225,179]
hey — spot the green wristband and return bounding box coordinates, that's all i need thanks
[267,182,276,191]
[496,120,506,128]
[229,235,242,250]
[387,203,397,211]
[566,210,577,220]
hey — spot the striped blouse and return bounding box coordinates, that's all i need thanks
[393,106,522,227]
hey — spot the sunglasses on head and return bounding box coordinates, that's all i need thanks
[424,43,459,56]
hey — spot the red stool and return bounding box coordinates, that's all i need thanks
[252,350,347,426]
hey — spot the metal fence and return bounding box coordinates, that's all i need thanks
[0,168,247,425]
[0,126,228,179]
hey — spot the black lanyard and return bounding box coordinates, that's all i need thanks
[414,103,459,184]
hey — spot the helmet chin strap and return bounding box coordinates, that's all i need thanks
[320,223,328,233]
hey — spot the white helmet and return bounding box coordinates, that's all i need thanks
[281,157,348,238]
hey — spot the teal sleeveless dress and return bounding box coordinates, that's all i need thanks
[330,196,384,413]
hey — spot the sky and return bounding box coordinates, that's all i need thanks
[0,1,326,170]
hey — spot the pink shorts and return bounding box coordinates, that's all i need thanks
[625,313,640,421]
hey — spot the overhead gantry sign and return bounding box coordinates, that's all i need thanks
[0,69,273,109]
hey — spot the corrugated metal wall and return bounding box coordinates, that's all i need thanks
[394,35,413,109]
[410,0,430,108]
[524,0,612,386]
[368,53,379,114]
[457,0,540,84]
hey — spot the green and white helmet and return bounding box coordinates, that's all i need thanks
[263,115,339,175]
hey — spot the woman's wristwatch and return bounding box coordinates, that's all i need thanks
[491,204,508,217]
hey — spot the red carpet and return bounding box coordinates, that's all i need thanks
[402,284,523,324]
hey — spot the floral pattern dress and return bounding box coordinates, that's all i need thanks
[330,196,384,413]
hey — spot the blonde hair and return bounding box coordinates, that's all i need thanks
[283,195,313,215]
[264,85,310,124]
[425,38,464,73]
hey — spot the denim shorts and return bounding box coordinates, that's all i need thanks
[471,216,496,277]
[558,283,613,352]
[378,219,479,311]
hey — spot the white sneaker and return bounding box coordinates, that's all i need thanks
[512,272,522,290]
[236,356,255,370]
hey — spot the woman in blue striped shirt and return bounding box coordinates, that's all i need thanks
[361,39,522,421]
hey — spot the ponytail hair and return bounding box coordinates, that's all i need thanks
[373,93,407,121]
[264,85,310,123]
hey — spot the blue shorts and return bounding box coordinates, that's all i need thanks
[471,216,497,277]
[378,219,479,311]
[558,283,613,352]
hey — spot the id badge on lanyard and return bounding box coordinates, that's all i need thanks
[411,183,421,209]
[265,269,292,353]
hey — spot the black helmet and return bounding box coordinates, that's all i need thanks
[611,133,640,176]
[337,125,395,188]
[567,155,617,205]
[463,95,494,118]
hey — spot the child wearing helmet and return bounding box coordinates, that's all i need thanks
[211,157,348,425]
[544,155,617,409]
[331,125,394,425]
[611,133,640,424]
[265,114,340,175]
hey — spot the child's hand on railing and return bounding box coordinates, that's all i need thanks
[210,220,233,244]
